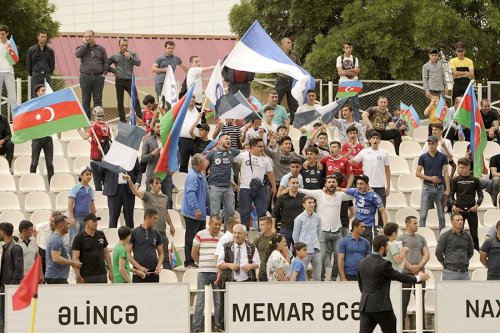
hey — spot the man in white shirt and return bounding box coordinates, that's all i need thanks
[178,95,201,172]
[234,138,276,229]
[336,41,360,121]
[351,130,391,227]
[297,175,353,281]
[185,55,215,106]
[0,25,17,112]
[18,220,42,280]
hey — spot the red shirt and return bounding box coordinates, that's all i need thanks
[142,108,154,133]
[341,142,364,176]
[87,121,111,161]
[320,155,353,187]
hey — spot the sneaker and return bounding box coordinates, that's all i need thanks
[216,325,225,332]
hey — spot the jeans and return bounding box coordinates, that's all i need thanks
[372,187,387,227]
[280,228,294,249]
[459,209,479,251]
[0,72,17,111]
[115,78,142,122]
[487,271,500,280]
[31,72,51,98]
[146,174,173,209]
[351,94,360,122]
[178,137,195,173]
[275,77,298,122]
[31,136,54,183]
[69,216,85,250]
[155,81,163,100]
[159,231,171,269]
[192,272,222,331]
[320,230,342,280]
[302,249,321,281]
[442,268,469,280]
[419,183,445,230]
[209,185,235,223]
[184,216,206,266]
[80,74,105,118]
[90,160,105,191]
[239,187,268,230]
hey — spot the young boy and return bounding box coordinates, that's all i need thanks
[290,242,308,281]
[113,226,146,283]
[383,222,408,272]
[341,125,365,176]
[142,95,156,133]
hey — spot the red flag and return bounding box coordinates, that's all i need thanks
[12,256,41,311]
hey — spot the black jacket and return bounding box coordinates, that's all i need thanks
[102,160,142,197]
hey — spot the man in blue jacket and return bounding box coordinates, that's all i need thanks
[182,153,210,267]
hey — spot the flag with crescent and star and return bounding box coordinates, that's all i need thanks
[5,36,19,65]
[11,88,89,144]
[336,81,363,99]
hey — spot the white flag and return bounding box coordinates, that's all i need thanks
[44,81,54,94]
[160,65,178,107]
[205,60,224,106]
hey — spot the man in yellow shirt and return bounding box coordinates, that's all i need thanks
[449,42,474,101]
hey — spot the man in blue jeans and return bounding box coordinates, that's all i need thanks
[416,135,450,231]
[75,30,109,118]
[181,154,210,267]
[234,138,276,229]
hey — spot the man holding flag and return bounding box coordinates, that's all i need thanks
[0,25,17,111]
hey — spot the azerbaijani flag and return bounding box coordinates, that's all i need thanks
[400,101,410,115]
[336,81,363,99]
[154,83,196,180]
[5,36,19,65]
[129,74,137,125]
[170,241,182,269]
[454,82,475,128]
[12,88,89,144]
[400,104,420,129]
[470,91,487,177]
[435,95,448,122]
[458,125,466,142]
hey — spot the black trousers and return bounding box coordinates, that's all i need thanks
[0,140,14,167]
[459,209,479,251]
[372,187,387,228]
[133,271,160,283]
[379,129,402,155]
[107,184,135,228]
[115,78,142,122]
[275,77,298,122]
[228,82,251,98]
[31,72,51,98]
[184,216,205,266]
[178,137,195,173]
[402,279,426,330]
[360,310,397,333]
[31,136,54,183]
[90,160,106,192]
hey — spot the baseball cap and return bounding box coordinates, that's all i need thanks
[84,213,101,223]
[427,135,438,143]
[196,123,210,131]
[79,166,92,175]
[429,47,439,54]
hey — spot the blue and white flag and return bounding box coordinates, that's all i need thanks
[319,97,351,124]
[215,91,260,122]
[222,20,315,104]
[130,74,137,125]
[160,65,178,109]
[101,123,145,173]
[205,60,224,106]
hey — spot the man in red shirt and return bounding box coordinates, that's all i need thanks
[321,141,354,188]
[341,125,365,177]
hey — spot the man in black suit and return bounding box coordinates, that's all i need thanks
[357,235,429,333]
[103,160,142,228]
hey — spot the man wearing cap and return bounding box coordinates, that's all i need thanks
[68,166,96,249]
[72,213,113,283]
[449,42,474,101]
[189,115,212,154]
[416,135,450,231]
[422,48,447,99]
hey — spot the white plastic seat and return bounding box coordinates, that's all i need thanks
[425,247,443,271]
[398,140,422,160]
[19,173,47,192]
[482,209,500,227]
[0,174,16,192]
[174,190,184,211]
[13,141,32,157]
[134,196,143,209]
[25,192,53,212]
[469,250,483,270]
[389,156,410,176]
[386,192,408,209]
[55,191,69,211]
[159,269,178,283]
[410,191,421,210]
[478,225,488,248]
[133,209,144,227]
[416,227,437,247]
[379,140,396,156]
[182,268,199,291]
[412,127,428,144]
[30,209,52,225]
[424,290,436,314]
[93,191,108,210]
[73,156,90,174]
[0,193,21,211]
[397,174,422,193]
[478,191,496,210]
[288,127,302,141]
[452,141,469,158]
[0,156,11,175]
[395,207,420,229]
[61,129,83,142]
[103,228,119,249]
[484,141,500,160]
[168,226,185,250]
[95,209,111,229]
[168,209,184,229]
[39,139,64,158]
[67,140,90,158]
[423,208,451,230]
[411,158,419,173]
[52,156,71,173]
[50,173,75,192]
[471,268,488,281]
[172,172,188,191]
[0,210,25,226]
[13,156,35,176]
[426,268,436,290]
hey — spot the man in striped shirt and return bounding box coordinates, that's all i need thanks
[191,215,224,332]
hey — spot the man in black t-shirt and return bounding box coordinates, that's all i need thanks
[480,99,499,142]
[301,147,324,190]
[72,213,112,283]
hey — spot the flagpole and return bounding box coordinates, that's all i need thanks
[29,295,38,333]
[443,80,474,139]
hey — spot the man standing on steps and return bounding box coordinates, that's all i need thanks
[275,38,301,123]
[26,30,55,98]
[336,41,361,121]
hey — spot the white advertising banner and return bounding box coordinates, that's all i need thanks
[437,281,500,333]
[5,283,190,333]
[226,282,402,333]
